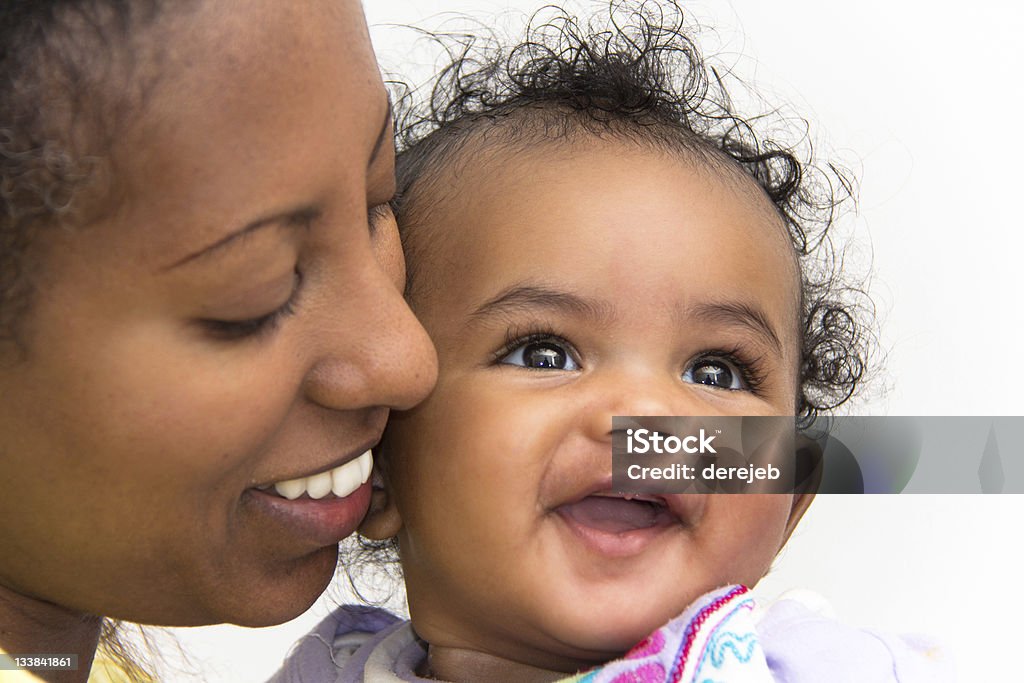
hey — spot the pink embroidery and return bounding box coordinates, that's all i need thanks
[670,585,749,683]
[610,662,667,682]
[623,629,666,660]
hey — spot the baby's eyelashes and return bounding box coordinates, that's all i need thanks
[681,351,768,394]
[493,332,769,397]
[498,334,581,371]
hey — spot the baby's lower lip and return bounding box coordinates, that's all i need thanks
[554,496,677,558]
[244,481,372,549]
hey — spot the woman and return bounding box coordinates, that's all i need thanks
[0,1,437,680]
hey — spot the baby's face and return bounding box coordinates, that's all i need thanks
[376,140,808,671]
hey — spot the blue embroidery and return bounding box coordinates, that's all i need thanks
[690,599,761,676]
[708,631,758,668]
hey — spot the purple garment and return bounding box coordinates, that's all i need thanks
[758,597,952,682]
[266,604,427,683]
[268,594,952,682]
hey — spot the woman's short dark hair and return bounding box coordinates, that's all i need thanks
[0,1,163,346]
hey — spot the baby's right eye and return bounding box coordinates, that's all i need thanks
[500,337,580,371]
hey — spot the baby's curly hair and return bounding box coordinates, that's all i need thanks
[390,0,871,424]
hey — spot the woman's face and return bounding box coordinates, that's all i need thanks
[0,0,436,626]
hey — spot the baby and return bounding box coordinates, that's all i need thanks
[275,3,949,681]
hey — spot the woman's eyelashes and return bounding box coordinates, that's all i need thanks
[200,269,303,341]
[367,201,394,236]
[498,333,581,371]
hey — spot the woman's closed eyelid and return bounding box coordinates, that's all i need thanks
[198,268,303,341]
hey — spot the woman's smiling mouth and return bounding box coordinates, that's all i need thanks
[263,449,373,500]
[244,449,375,550]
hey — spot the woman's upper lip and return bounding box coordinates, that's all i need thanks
[252,436,380,488]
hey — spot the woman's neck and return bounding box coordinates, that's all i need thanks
[0,582,101,683]
[423,645,570,683]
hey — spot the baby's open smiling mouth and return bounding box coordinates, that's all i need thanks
[557,494,675,533]
[553,492,686,558]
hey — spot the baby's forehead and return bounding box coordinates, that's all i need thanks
[398,128,799,302]
[401,146,797,350]
[404,113,789,224]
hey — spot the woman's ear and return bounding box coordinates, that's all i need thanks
[359,471,403,540]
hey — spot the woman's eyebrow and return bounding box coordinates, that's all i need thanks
[163,206,319,270]
[166,100,390,272]
[367,97,393,169]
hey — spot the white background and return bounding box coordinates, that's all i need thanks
[158,2,1024,680]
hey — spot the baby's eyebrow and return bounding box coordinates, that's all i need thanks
[469,283,615,325]
[685,301,784,355]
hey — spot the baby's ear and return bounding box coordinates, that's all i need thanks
[782,434,822,543]
[359,470,403,540]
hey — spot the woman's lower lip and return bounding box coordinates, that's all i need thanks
[244,482,371,549]
[554,507,676,559]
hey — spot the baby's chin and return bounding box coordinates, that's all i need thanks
[528,597,693,669]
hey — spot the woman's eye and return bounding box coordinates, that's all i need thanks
[500,339,580,371]
[201,271,302,341]
[683,357,744,390]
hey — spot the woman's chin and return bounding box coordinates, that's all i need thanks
[226,545,340,627]
[113,543,340,628]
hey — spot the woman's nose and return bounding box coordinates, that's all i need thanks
[302,253,438,413]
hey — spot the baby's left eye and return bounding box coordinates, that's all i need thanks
[500,338,580,371]
[682,357,745,390]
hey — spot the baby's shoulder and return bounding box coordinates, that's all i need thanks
[268,604,441,683]
[755,589,954,682]
[570,585,953,683]
[267,604,409,683]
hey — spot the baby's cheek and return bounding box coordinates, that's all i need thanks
[711,496,793,580]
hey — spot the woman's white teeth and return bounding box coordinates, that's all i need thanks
[273,450,373,500]
[274,478,305,500]
[306,470,333,499]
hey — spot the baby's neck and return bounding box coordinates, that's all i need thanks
[423,645,569,683]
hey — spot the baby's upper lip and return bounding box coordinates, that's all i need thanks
[252,436,380,489]
[589,491,667,506]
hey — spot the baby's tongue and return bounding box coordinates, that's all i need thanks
[559,496,663,534]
